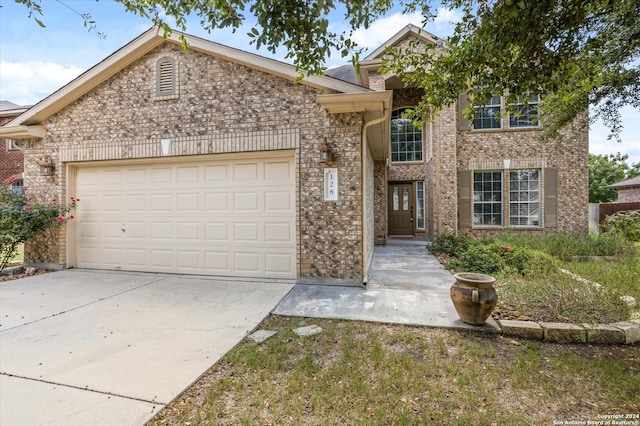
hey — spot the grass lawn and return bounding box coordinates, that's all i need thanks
[149,316,639,425]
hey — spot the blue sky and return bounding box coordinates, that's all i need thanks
[1,0,638,164]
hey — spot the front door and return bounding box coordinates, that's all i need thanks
[388,182,414,235]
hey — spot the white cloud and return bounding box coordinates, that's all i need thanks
[0,61,86,105]
[351,12,425,50]
[431,7,463,32]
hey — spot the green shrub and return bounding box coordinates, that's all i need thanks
[602,210,640,242]
[0,182,77,271]
[448,244,505,274]
[430,231,473,257]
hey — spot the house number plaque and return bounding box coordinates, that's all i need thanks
[323,168,338,201]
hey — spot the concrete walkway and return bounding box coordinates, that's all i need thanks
[0,270,293,426]
[274,239,501,332]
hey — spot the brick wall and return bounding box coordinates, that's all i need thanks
[617,187,640,203]
[0,116,24,182]
[21,43,365,280]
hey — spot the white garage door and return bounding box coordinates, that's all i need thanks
[73,154,296,279]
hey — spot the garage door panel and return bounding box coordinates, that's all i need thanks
[126,168,147,184]
[102,222,125,239]
[125,249,147,267]
[235,252,260,273]
[150,194,173,211]
[205,222,229,241]
[205,193,228,211]
[177,222,201,241]
[151,167,173,183]
[234,163,259,180]
[234,192,259,211]
[265,223,293,243]
[151,222,173,239]
[204,251,229,271]
[265,191,292,212]
[177,193,200,211]
[126,194,147,212]
[204,164,227,181]
[265,253,295,274]
[150,250,173,268]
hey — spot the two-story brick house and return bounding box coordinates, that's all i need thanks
[1,100,29,193]
[0,25,588,285]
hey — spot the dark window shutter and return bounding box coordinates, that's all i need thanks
[458,92,473,130]
[156,58,175,96]
[544,168,558,228]
[458,170,472,228]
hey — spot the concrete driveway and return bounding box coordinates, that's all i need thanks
[0,270,293,426]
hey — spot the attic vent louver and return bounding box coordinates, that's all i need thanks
[156,57,176,97]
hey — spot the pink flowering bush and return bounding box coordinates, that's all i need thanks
[0,179,77,271]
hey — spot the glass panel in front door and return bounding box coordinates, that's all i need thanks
[393,187,399,211]
[403,186,409,210]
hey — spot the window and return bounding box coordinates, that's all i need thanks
[509,170,541,226]
[10,179,23,195]
[473,95,502,129]
[156,57,176,97]
[8,139,23,150]
[391,108,423,162]
[416,181,425,229]
[509,94,539,128]
[473,171,503,226]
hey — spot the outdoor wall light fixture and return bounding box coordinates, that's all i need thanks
[36,155,55,176]
[319,138,333,165]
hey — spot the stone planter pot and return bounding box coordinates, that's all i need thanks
[450,272,498,325]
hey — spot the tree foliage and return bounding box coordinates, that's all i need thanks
[588,153,640,203]
[12,0,640,139]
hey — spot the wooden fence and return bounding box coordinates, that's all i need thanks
[598,202,640,224]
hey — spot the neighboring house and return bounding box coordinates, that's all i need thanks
[0,100,29,194]
[0,25,588,285]
[605,176,640,202]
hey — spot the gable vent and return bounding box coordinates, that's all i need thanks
[156,57,176,97]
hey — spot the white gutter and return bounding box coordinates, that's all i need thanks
[360,107,389,285]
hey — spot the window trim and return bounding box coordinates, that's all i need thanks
[390,107,424,163]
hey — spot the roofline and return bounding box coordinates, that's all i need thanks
[1,27,371,136]
[363,24,440,61]
[605,181,640,189]
[0,108,29,118]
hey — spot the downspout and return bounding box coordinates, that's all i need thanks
[360,106,389,285]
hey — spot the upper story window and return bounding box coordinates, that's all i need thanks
[509,94,540,128]
[156,57,177,98]
[473,95,502,130]
[391,107,423,162]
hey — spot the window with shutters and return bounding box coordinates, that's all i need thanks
[467,169,546,228]
[156,57,177,99]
